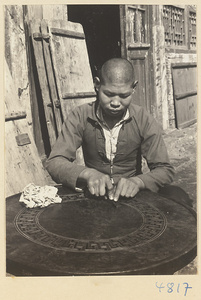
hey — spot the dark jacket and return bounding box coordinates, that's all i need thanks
[46,101,175,192]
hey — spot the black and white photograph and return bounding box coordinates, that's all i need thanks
[2,2,200,299]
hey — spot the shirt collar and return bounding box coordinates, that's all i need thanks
[96,104,130,126]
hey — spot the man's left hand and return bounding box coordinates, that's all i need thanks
[113,177,145,201]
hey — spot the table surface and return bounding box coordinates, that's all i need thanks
[6,186,197,276]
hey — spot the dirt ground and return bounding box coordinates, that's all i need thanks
[163,123,197,204]
[163,123,197,275]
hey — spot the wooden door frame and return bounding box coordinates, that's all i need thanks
[119,5,155,115]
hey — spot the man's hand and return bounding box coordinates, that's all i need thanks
[78,168,114,197]
[113,177,145,202]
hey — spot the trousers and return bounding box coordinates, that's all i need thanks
[158,185,194,208]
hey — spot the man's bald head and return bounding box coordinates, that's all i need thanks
[99,58,135,86]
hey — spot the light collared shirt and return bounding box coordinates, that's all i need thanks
[96,105,130,162]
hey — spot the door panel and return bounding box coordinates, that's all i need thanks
[131,57,146,107]
[120,5,153,112]
[30,19,95,164]
[48,19,96,119]
[172,63,197,128]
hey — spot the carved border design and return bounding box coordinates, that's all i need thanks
[14,195,167,253]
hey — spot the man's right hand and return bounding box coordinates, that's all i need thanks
[77,168,114,198]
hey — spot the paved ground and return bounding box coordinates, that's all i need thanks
[162,123,197,274]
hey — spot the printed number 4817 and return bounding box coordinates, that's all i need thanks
[156,282,192,296]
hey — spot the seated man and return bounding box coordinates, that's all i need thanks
[46,58,192,206]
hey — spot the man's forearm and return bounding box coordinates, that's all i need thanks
[46,156,87,189]
[137,163,175,192]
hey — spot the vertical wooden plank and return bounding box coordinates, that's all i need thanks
[48,19,69,117]
[174,98,188,127]
[146,6,156,118]
[119,5,127,58]
[130,57,146,108]
[30,19,57,148]
[187,95,197,122]
[23,5,46,158]
[41,19,63,134]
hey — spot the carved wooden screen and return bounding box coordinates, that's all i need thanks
[189,8,196,49]
[162,5,196,50]
[163,6,185,47]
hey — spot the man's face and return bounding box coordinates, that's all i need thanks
[97,80,134,118]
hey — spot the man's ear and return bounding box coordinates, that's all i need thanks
[132,80,138,91]
[94,77,101,91]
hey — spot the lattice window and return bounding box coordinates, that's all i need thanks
[163,5,185,47]
[189,10,196,49]
[127,5,146,44]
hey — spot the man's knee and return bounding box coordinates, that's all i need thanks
[158,185,194,207]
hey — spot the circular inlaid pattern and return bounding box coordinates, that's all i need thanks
[14,193,167,253]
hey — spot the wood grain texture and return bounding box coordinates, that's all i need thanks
[120,5,152,114]
[172,64,197,129]
[48,19,96,165]
[5,111,27,122]
[30,19,57,147]
[42,5,67,20]
[41,19,63,134]
[5,5,33,129]
[48,19,96,118]
[5,60,48,197]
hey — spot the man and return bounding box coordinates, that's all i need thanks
[46,58,191,205]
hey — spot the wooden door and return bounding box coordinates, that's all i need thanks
[48,19,96,165]
[30,19,96,163]
[120,5,154,112]
[48,19,96,119]
[30,19,61,151]
[172,63,197,128]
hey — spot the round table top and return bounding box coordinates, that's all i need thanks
[6,186,197,276]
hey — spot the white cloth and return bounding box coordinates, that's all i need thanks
[19,183,62,208]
